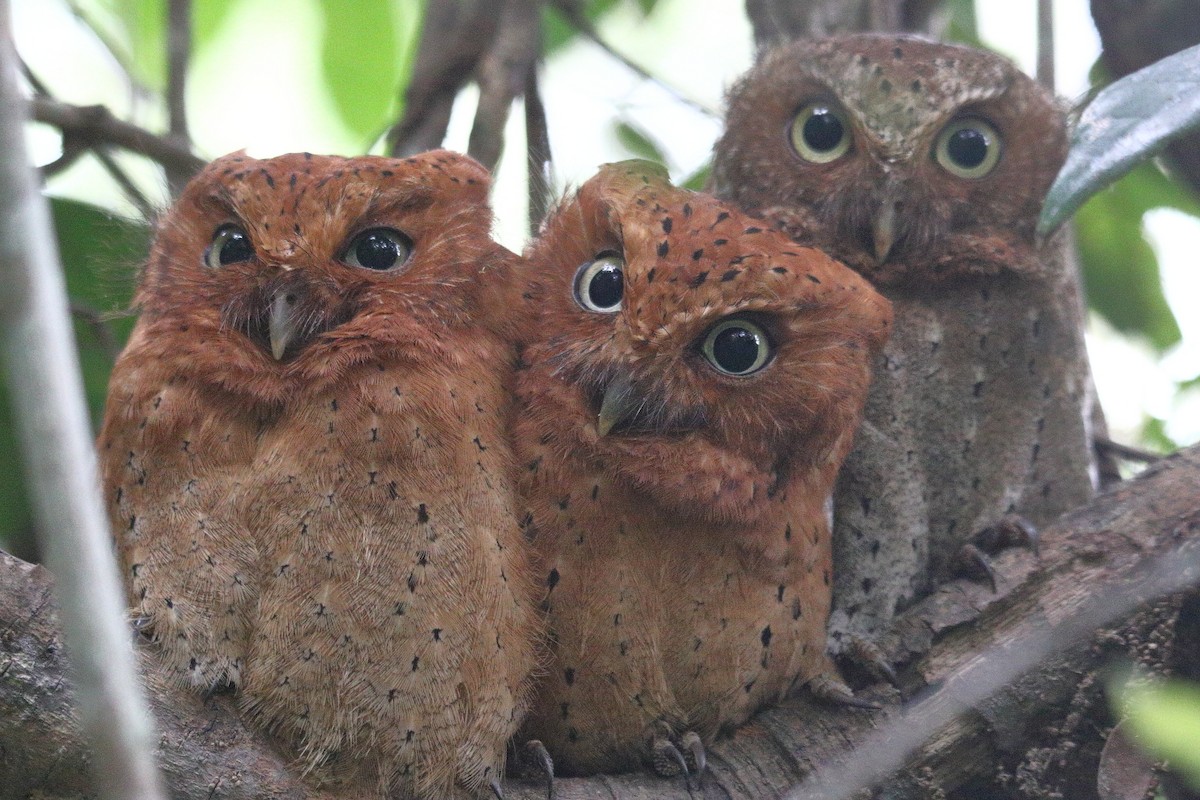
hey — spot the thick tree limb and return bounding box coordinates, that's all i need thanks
[743,0,944,50]
[3,445,1198,799]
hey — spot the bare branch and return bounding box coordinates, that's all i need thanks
[0,4,165,797]
[165,0,192,195]
[69,300,120,361]
[549,0,719,118]
[385,0,500,157]
[468,0,542,170]
[30,96,204,179]
[1037,0,1055,91]
[524,62,553,236]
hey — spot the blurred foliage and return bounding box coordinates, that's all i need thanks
[314,0,424,145]
[1075,161,1191,351]
[0,199,145,558]
[1115,677,1200,791]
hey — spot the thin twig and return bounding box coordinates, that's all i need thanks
[1037,0,1054,91]
[165,0,192,195]
[69,301,121,362]
[29,97,204,179]
[525,61,553,235]
[1096,436,1162,465]
[549,0,719,119]
[63,0,151,101]
[91,147,157,221]
[0,4,166,798]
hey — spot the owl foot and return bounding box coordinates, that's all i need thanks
[842,634,898,687]
[644,720,704,794]
[954,514,1039,592]
[489,775,505,799]
[521,739,554,800]
[808,672,880,709]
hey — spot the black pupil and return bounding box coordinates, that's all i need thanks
[803,107,845,152]
[218,230,253,265]
[587,263,623,308]
[947,128,989,168]
[712,326,761,373]
[354,231,402,270]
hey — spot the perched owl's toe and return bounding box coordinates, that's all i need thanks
[840,634,898,687]
[680,730,706,776]
[954,514,1040,591]
[520,739,554,800]
[808,672,881,709]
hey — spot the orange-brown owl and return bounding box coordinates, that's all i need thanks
[514,161,892,776]
[712,34,1101,660]
[98,150,540,798]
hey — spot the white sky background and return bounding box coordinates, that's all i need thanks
[13,0,1200,447]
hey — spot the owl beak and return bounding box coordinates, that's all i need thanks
[596,374,637,437]
[872,202,897,264]
[268,291,300,360]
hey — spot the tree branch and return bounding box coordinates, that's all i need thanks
[0,4,165,796]
[30,96,205,180]
[4,443,1198,798]
[165,0,193,195]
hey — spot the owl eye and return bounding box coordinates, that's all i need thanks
[574,253,624,313]
[934,117,1002,179]
[343,228,413,271]
[204,224,254,268]
[701,319,771,376]
[790,103,852,164]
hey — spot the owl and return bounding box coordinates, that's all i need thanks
[514,161,892,776]
[98,150,540,798]
[712,34,1101,660]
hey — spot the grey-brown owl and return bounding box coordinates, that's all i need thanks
[514,161,891,776]
[99,150,540,798]
[712,34,1100,655]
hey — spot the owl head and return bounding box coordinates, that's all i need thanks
[134,149,520,406]
[520,161,892,521]
[712,34,1067,285]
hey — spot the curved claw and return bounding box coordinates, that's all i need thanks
[982,513,1040,557]
[523,739,554,800]
[808,672,881,709]
[681,730,706,776]
[489,776,505,800]
[651,737,689,779]
[845,634,898,687]
[953,542,998,592]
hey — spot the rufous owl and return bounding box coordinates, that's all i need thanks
[98,150,540,798]
[514,161,892,776]
[712,34,1101,659]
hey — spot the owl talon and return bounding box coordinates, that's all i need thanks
[953,543,998,591]
[681,730,706,778]
[973,513,1039,557]
[844,634,898,687]
[522,739,554,800]
[808,672,880,709]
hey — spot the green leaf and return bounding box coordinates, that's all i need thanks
[614,120,666,165]
[314,0,424,142]
[1075,162,1185,351]
[0,199,146,558]
[1117,679,1200,790]
[1039,42,1200,235]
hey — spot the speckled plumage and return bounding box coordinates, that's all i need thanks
[515,162,891,775]
[713,34,1101,649]
[99,150,540,798]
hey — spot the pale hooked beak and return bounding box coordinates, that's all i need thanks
[268,291,299,361]
[596,374,637,437]
[872,201,897,264]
